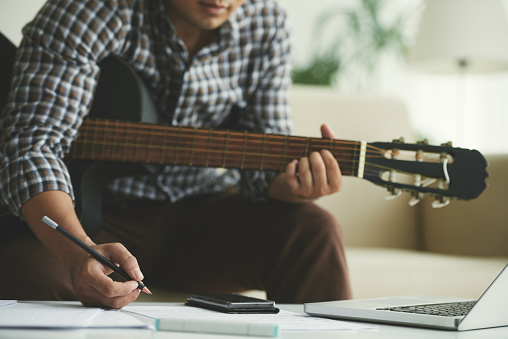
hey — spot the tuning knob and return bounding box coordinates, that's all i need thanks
[409,192,425,206]
[386,186,401,200]
[432,196,450,208]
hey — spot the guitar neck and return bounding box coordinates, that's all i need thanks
[70,118,365,177]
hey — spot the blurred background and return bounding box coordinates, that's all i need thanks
[1,0,508,154]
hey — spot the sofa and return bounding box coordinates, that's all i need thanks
[290,85,508,301]
[139,85,508,302]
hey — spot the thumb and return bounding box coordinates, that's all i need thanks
[101,243,144,281]
[320,124,337,139]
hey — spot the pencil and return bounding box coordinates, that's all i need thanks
[42,216,152,295]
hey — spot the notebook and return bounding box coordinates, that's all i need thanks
[304,263,508,331]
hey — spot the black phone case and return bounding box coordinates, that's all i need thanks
[185,300,280,314]
[185,294,280,314]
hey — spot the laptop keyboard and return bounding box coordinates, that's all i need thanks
[377,301,476,317]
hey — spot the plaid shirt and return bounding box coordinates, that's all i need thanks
[0,0,293,217]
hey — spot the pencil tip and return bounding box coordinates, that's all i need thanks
[142,286,152,295]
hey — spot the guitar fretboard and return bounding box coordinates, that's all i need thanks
[70,118,363,176]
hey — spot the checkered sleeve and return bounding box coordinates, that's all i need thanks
[0,0,130,216]
[237,2,294,200]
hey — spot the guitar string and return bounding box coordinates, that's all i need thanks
[72,137,371,174]
[71,137,448,183]
[78,119,388,156]
[73,129,443,167]
[76,121,436,164]
[72,121,448,179]
[74,122,371,162]
[79,119,446,164]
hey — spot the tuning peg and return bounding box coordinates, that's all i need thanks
[392,137,405,144]
[386,187,401,200]
[409,197,420,206]
[441,141,453,147]
[417,139,429,145]
[409,192,425,206]
[432,196,450,208]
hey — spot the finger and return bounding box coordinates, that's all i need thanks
[309,151,327,195]
[73,260,140,309]
[321,149,342,192]
[285,159,300,191]
[81,283,140,309]
[85,259,141,297]
[297,157,313,195]
[101,243,144,281]
[320,124,337,139]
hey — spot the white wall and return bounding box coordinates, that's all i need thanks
[0,0,45,45]
[280,0,508,154]
[1,0,508,153]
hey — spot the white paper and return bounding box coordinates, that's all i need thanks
[0,300,16,308]
[122,305,374,331]
[0,302,147,328]
[88,309,148,328]
[0,302,102,328]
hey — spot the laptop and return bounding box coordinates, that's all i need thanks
[304,263,508,331]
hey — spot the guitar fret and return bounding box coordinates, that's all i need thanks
[174,125,182,165]
[121,123,128,162]
[133,124,141,162]
[259,134,267,170]
[99,124,107,160]
[352,141,359,177]
[189,127,197,166]
[205,129,213,167]
[305,137,310,157]
[240,130,248,169]
[280,135,288,172]
[146,125,154,163]
[222,130,229,168]
[160,125,167,164]
[111,121,119,161]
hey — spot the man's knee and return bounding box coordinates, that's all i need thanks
[287,202,343,243]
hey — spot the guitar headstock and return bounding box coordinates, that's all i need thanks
[362,138,488,207]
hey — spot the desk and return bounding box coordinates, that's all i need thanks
[1,303,507,338]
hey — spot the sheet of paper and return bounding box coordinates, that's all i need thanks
[0,300,16,308]
[0,302,102,328]
[88,310,148,328]
[0,301,147,328]
[123,305,374,331]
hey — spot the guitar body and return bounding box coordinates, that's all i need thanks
[68,56,158,236]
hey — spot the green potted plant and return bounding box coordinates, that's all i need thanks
[292,0,419,90]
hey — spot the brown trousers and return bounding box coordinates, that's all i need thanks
[0,192,352,303]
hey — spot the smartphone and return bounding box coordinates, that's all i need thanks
[186,293,280,314]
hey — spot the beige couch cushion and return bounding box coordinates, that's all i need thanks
[347,247,507,299]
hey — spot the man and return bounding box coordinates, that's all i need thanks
[0,0,352,309]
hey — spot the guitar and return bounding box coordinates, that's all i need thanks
[0,33,489,236]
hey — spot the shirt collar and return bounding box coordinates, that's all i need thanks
[156,0,256,56]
